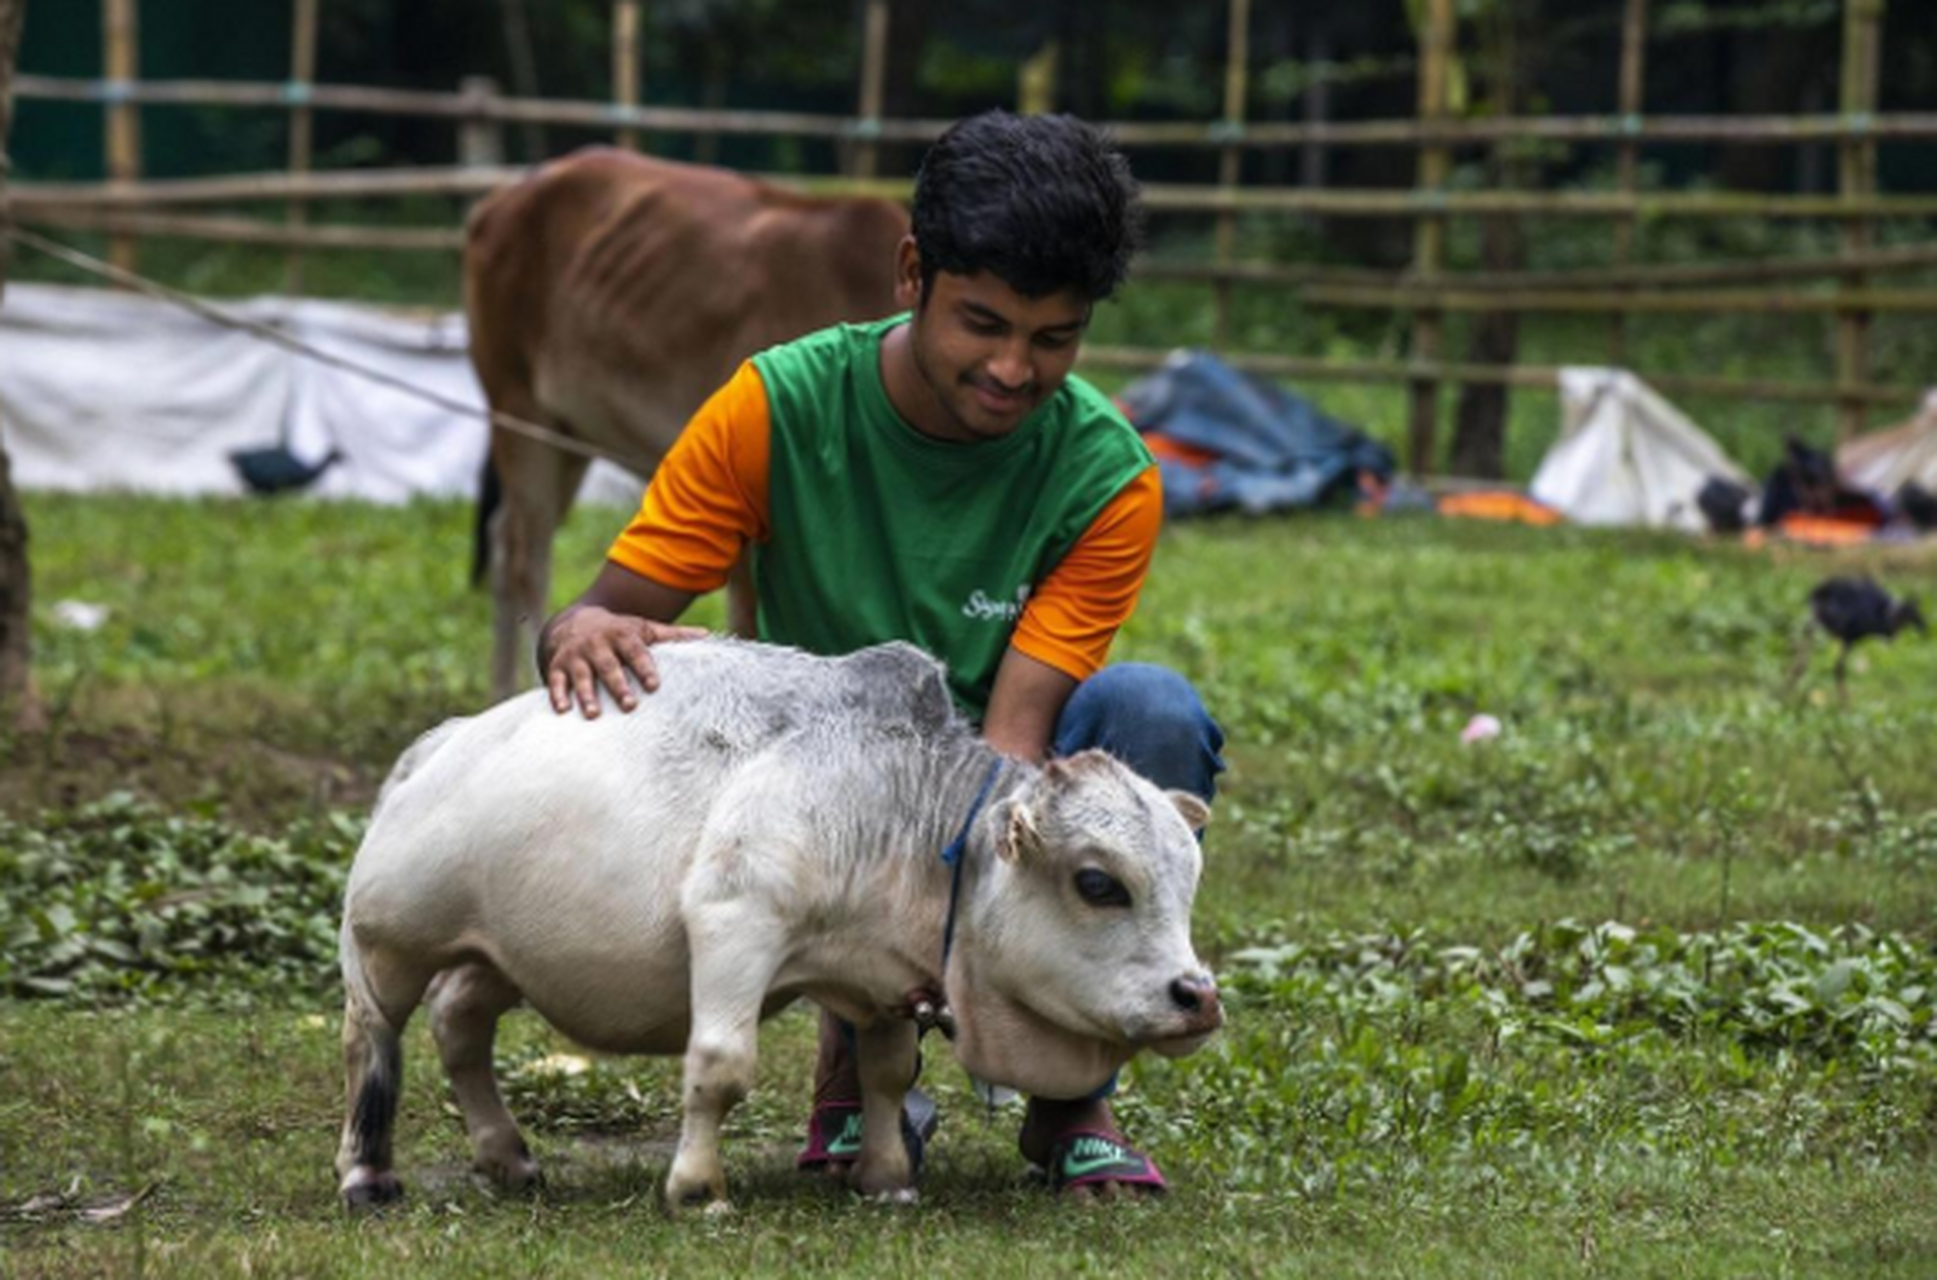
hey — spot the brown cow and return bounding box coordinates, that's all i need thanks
[464,147,908,697]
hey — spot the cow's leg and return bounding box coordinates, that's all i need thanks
[664,907,784,1213]
[426,962,539,1191]
[724,555,758,638]
[488,424,590,699]
[336,941,435,1209]
[848,1017,921,1201]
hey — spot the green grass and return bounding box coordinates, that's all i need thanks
[5,494,1937,1275]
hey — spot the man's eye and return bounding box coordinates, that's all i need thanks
[1074,869,1131,908]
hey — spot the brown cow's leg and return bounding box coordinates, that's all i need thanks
[335,943,434,1210]
[725,555,759,638]
[427,962,540,1191]
[489,425,590,698]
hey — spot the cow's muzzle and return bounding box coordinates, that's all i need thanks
[1142,974,1223,1057]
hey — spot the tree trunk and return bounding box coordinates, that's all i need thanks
[1450,2,1532,481]
[0,0,35,727]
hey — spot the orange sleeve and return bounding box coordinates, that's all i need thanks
[606,361,771,593]
[1010,464,1162,681]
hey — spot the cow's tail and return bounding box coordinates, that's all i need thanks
[471,453,501,588]
[335,914,404,1176]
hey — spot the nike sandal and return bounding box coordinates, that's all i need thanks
[796,1087,940,1179]
[1046,1129,1169,1195]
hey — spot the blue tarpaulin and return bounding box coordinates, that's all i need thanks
[1117,350,1395,517]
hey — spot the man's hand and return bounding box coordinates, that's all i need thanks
[542,605,708,718]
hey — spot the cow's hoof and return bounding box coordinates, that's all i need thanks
[867,1187,920,1208]
[340,1168,404,1211]
[664,1177,727,1215]
[476,1156,544,1194]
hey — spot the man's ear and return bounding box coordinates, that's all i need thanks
[999,797,1042,864]
[1168,790,1210,833]
[895,235,923,309]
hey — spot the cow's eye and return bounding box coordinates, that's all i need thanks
[1074,869,1131,908]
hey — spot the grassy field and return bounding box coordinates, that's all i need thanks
[5,493,1937,1276]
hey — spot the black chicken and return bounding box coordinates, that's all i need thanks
[1808,576,1926,691]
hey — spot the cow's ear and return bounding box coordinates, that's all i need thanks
[1167,791,1210,833]
[999,798,1042,864]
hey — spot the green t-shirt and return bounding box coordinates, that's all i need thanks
[749,316,1151,719]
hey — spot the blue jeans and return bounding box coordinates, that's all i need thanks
[1048,662,1224,1104]
[1052,662,1225,803]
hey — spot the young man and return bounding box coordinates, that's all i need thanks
[540,110,1223,1197]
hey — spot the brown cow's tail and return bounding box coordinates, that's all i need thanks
[471,454,500,588]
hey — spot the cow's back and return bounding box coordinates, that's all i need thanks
[464,148,908,469]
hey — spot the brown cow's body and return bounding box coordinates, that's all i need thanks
[464,147,908,695]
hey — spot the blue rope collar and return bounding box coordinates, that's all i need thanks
[939,756,1006,975]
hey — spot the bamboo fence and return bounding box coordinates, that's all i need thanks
[13,0,1935,471]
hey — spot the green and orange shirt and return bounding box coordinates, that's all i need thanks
[608,316,1160,718]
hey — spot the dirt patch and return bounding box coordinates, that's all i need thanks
[0,722,382,829]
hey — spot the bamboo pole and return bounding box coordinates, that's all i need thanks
[1408,0,1455,476]
[20,168,1937,222]
[102,0,140,274]
[1836,0,1886,441]
[1212,0,1250,346]
[284,0,318,295]
[1138,242,1937,291]
[1608,0,1648,366]
[1298,285,1937,314]
[614,0,642,151]
[19,73,1937,149]
[23,167,1937,223]
[852,0,889,178]
[458,77,505,168]
[25,202,1937,315]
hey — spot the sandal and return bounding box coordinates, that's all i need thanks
[1045,1129,1169,1195]
[796,1086,939,1179]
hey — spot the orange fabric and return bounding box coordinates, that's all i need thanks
[1438,491,1565,526]
[607,361,772,594]
[607,359,1159,681]
[1776,514,1878,546]
[1140,430,1222,469]
[1010,466,1163,681]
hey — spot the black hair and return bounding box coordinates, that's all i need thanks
[910,110,1144,303]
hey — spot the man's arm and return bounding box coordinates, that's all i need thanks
[543,361,774,719]
[539,562,707,718]
[981,645,1079,762]
[991,465,1162,759]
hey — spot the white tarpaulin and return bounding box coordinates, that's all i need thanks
[0,283,643,506]
[1837,391,1937,496]
[1529,367,1752,532]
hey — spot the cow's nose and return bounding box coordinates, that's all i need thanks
[1170,975,1220,1018]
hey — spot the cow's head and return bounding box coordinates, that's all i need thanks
[945,750,1221,1100]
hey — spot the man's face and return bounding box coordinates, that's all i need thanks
[894,239,1090,444]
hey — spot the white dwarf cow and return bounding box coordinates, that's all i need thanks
[336,640,1221,1212]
